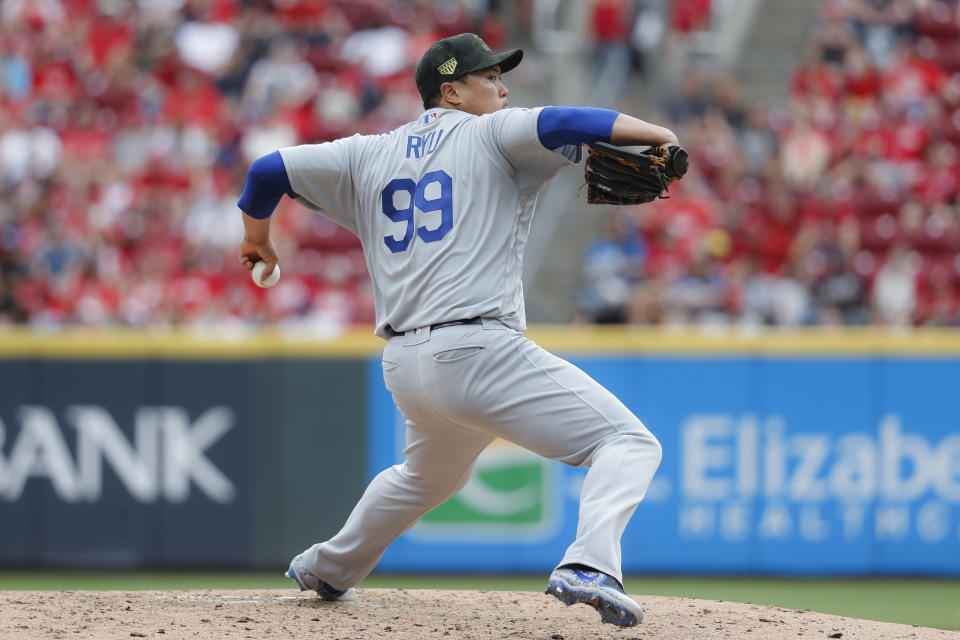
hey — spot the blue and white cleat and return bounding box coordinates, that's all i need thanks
[545,566,643,627]
[286,556,356,602]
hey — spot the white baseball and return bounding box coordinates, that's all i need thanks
[252,261,280,288]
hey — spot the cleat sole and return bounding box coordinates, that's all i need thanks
[545,579,641,627]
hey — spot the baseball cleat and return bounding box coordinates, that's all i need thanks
[545,566,643,627]
[286,559,356,602]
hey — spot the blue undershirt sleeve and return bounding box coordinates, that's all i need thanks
[237,151,295,219]
[536,106,618,150]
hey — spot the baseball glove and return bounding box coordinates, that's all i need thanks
[584,142,689,205]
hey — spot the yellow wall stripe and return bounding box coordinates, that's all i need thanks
[1,326,960,359]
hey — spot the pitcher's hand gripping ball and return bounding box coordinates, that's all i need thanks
[585,142,689,205]
[252,260,280,288]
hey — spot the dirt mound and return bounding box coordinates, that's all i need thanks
[1,589,956,640]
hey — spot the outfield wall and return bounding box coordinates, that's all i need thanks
[1,327,959,574]
[0,331,371,568]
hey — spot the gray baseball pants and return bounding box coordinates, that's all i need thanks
[296,318,662,589]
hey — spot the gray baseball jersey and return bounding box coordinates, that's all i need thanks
[278,107,580,337]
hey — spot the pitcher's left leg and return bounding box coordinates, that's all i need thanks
[555,428,661,576]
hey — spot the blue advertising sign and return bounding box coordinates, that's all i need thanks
[0,356,369,568]
[0,360,253,566]
[366,355,960,575]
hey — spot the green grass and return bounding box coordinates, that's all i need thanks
[1,573,958,631]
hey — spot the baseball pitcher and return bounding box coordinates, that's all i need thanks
[237,33,680,627]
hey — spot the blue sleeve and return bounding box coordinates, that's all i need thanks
[237,151,295,219]
[536,106,618,150]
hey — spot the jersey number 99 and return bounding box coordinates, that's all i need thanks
[381,170,453,253]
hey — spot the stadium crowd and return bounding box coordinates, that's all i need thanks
[0,0,510,329]
[578,0,960,327]
[0,0,958,329]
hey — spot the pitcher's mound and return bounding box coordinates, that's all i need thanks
[1,589,956,639]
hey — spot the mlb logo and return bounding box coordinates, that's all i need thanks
[424,112,438,124]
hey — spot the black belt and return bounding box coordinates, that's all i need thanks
[430,318,482,330]
[388,318,481,337]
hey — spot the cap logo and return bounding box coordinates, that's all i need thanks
[472,35,492,52]
[437,57,458,75]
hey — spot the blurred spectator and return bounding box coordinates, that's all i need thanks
[813,254,869,325]
[883,36,948,114]
[340,26,412,78]
[663,69,712,124]
[241,109,298,163]
[0,265,24,324]
[846,0,914,68]
[810,0,859,66]
[242,38,318,117]
[670,0,711,34]
[872,244,918,325]
[0,32,31,101]
[589,0,633,108]
[741,259,815,327]
[575,208,646,324]
[660,245,729,325]
[0,107,62,185]
[174,4,240,75]
[780,112,832,189]
[740,106,779,176]
[628,0,664,81]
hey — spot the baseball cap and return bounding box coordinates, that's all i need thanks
[415,33,523,104]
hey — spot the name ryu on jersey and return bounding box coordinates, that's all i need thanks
[405,129,444,159]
